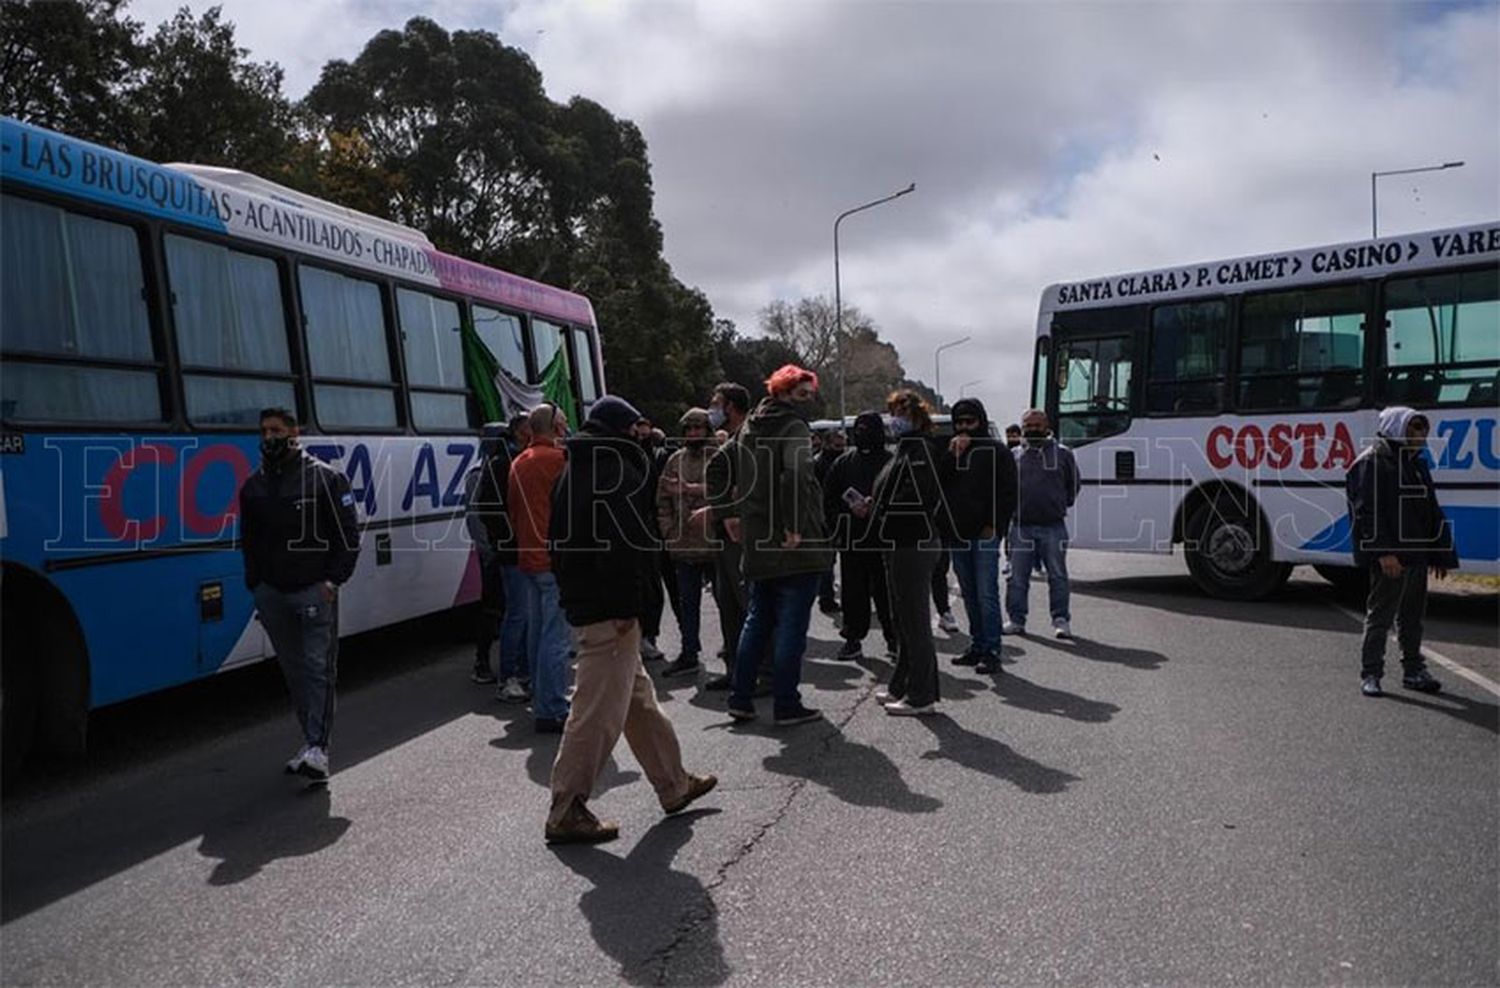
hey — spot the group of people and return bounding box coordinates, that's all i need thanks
[238,364,1456,846]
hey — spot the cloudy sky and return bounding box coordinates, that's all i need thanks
[132,0,1500,415]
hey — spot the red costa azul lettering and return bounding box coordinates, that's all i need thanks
[101,442,177,541]
[181,443,251,536]
[1206,426,1235,468]
[1204,421,1356,471]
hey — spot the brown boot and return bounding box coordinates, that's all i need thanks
[545,801,620,845]
[662,773,718,815]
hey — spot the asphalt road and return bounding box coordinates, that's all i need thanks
[3,551,1496,986]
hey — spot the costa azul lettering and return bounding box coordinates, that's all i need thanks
[1204,417,1498,472]
[78,439,479,548]
[1205,421,1356,471]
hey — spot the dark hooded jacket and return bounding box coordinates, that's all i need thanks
[823,411,892,551]
[944,398,1017,542]
[871,431,954,548]
[1346,406,1458,569]
[737,396,833,579]
[550,421,662,626]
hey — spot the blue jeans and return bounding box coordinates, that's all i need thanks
[254,583,338,750]
[499,564,532,681]
[674,560,715,657]
[950,535,1002,653]
[1005,521,1071,626]
[729,572,821,716]
[524,571,572,720]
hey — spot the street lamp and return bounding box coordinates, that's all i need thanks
[834,182,916,419]
[959,379,983,398]
[933,335,970,410]
[1371,161,1463,237]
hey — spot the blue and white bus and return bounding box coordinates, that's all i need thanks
[1032,221,1499,598]
[0,118,605,770]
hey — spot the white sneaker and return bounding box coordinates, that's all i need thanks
[497,676,530,703]
[873,688,900,705]
[297,746,329,780]
[284,746,310,774]
[1002,621,1026,635]
[885,699,938,717]
[1052,620,1072,639]
[937,611,960,633]
[640,637,665,661]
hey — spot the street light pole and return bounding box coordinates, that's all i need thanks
[1371,160,1464,237]
[834,182,916,420]
[959,379,983,398]
[933,335,970,410]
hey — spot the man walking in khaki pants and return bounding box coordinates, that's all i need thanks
[545,395,717,845]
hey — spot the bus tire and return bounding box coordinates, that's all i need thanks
[1183,491,1291,600]
[1,568,89,778]
[1315,564,1371,602]
[1,607,40,782]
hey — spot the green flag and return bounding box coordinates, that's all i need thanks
[460,313,505,424]
[539,346,579,431]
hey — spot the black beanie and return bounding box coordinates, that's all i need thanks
[586,395,642,437]
[950,397,989,429]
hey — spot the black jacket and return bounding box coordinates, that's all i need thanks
[550,425,662,627]
[471,447,518,566]
[823,445,893,550]
[239,450,361,592]
[944,436,1017,542]
[1346,437,1458,569]
[871,434,954,548]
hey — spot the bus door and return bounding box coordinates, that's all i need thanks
[1047,308,1153,550]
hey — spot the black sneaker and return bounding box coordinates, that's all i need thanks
[836,640,863,661]
[704,673,732,691]
[727,701,757,722]
[952,649,980,667]
[1361,675,1383,698]
[974,653,1002,674]
[470,664,497,685]
[1402,669,1442,694]
[663,654,701,678]
[535,717,568,734]
[774,704,823,726]
[819,599,841,615]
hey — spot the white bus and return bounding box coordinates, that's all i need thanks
[1031,221,1499,598]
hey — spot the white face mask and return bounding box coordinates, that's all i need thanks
[889,415,913,438]
[708,406,726,430]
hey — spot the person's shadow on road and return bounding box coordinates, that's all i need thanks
[553,809,729,986]
[917,715,1081,795]
[1028,634,1168,670]
[992,672,1120,723]
[1381,689,1499,736]
[197,783,352,886]
[490,722,642,794]
[762,721,942,814]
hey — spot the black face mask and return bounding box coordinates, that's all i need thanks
[261,435,294,461]
[1023,430,1049,443]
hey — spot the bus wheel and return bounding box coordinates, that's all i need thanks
[1184,494,1291,599]
[1315,564,1370,602]
[1,612,40,782]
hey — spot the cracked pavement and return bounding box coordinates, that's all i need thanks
[3,552,1496,985]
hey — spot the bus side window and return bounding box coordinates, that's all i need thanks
[0,195,163,423]
[1382,267,1500,406]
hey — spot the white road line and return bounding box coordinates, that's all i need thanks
[1329,602,1500,698]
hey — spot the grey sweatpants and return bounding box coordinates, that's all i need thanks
[1360,564,1428,679]
[255,583,339,749]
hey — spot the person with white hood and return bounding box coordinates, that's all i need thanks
[1346,406,1457,697]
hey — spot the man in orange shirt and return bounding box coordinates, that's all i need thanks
[508,402,571,732]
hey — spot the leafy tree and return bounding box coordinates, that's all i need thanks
[0,0,143,146]
[128,6,297,173]
[711,320,802,402]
